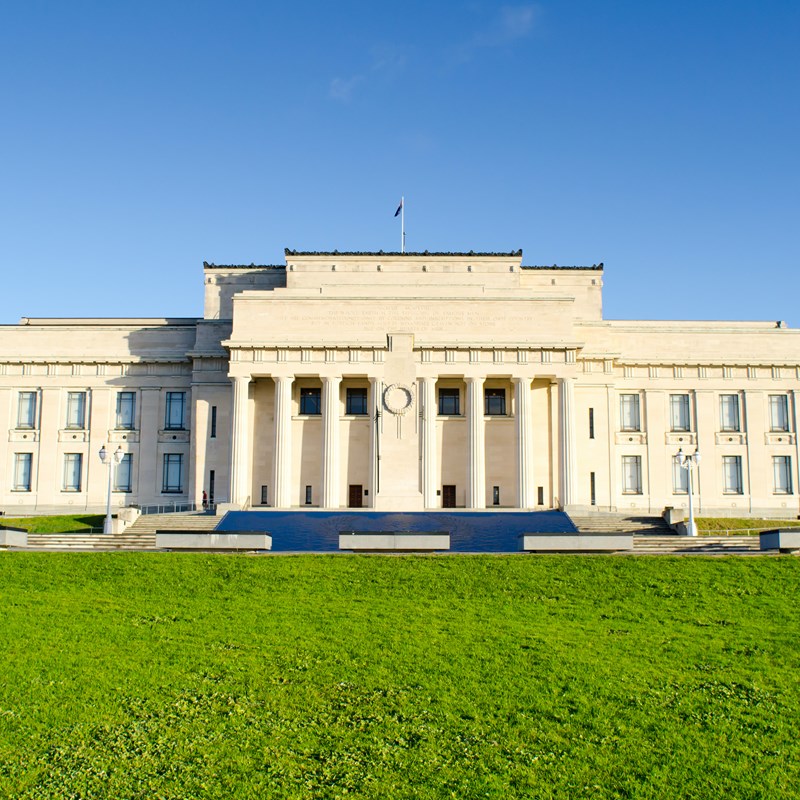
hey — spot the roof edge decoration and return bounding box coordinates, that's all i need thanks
[285,249,523,257]
[203,262,285,270]
[522,263,604,271]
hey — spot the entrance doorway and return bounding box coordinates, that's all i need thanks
[442,485,456,508]
[348,484,363,508]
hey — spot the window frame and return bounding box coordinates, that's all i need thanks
[672,455,689,494]
[769,395,790,433]
[13,453,32,492]
[116,391,136,430]
[65,391,87,430]
[164,392,186,431]
[161,453,183,493]
[62,453,83,492]
[114,453,133,492]
[484,388,506,416]
[438,388,460,416]
[621,455,642,494]
[619,394,641,432]
[719,394,740,432]
[669,393,691,433]
[346,387,368,416]
[722,455,743,495]
[299,387,322,416]
[17,391,37,429]
[773,455,792,495]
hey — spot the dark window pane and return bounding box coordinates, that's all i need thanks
[346,388,368,415]
[484,389,505,416]
[300,388,321,415]
[438,388,460,415]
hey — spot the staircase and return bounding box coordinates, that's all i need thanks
[26,511,220,551]
[568,513,761,554]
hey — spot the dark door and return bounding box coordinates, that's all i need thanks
[348,484,363,508]
[442,485,456,508]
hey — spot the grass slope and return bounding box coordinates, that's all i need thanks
[0,555,798,799]
[0,514,105,533]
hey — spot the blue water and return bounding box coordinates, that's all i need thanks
[215,510,577,552]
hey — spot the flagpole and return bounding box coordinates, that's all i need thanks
[401,196,405,253]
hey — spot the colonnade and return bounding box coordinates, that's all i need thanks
[228,373,577,510]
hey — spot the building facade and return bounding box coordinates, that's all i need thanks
[1,249,799,518]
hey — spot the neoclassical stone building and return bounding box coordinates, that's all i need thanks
[1,249,799,518]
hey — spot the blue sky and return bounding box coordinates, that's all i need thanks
[1,1,798,324]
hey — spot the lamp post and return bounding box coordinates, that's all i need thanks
[99,444,124,534]
[676,448,701,536]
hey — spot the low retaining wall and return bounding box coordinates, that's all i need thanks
[0,526,28,547]
[156,531,272,551]
[759,529,800,553]
[339,532,450,551]
[520,533,634,552]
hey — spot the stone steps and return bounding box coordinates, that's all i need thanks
[126,512,221,535]
[27,533,156,550]
[632,535,761,554]
[569,514,674,535]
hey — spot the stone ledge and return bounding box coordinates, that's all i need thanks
[339,532,450,551]
[520,533,633,552]
[759,529,800,552]
[0,527,28,547]
[156,531,271,550]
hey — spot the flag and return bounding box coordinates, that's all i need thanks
[394,199,403,217]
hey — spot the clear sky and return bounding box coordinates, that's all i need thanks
[1,1,798,325]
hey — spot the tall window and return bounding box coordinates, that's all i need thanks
[719,394,740,432]
[621,455,642,494]
[672,455,689,494]
[346,388,368,415]
[669,394,690,432]
[165,392,186,430]
[619,394,641,432]
[484,388,506,416]
[300,387,321,415]
[162,454,183,493]
[588,408,595,439]
[769,395,790,432]
[114,453,132,492]
[13,453,32,491]
[17,391,37,429]
[773,456,792,494]
[305,485,313,505]
[63,453,83,492]
[438,388,460,415]
[66,391,87,429]
[722,456,743,494]
[210,405,217,438]
[116,392,136,430]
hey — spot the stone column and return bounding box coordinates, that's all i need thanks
[558,377,577,508]
[229,375,251,506]
[466,376,486,509]
[273,375,293,509]
[368,377,379,506]
[513,377,534,509]
[421,377,438,509]
[322,375,341,509]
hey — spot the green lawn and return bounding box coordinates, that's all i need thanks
[697,517,800,533]
[1,555,798,799]
[0,514,105,533]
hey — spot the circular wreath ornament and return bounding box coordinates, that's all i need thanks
[383,383,415,415]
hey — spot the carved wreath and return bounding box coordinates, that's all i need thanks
[383,383,415,415]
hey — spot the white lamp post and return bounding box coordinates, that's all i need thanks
[99,444,124,534]
[677,448,701,537]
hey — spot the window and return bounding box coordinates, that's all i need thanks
[210,405,217,438]
[769,395,790,432]
[13,453,32,491]
[722,456,743,494]
[66,391,87,429]
[305,485,313,505]
[590,472,596,505]
[438,388,460,415]
[260,485,269,505]
[300,387,321,415]
[773,456,792,494]
[165,392,186,430]
[670,394,690,432]
[672,455,689,494]
[484,388,506,416]
[17,391,37,429]
[588,408,595,439]
[116,392,136,430]
[492,486,500,506]
[162,454,183,493]
[114,453,132,492]
[719,394,740,432]
[346,388,368,415]
[620,394,641,432]
[63,453,83,492]
[621,455,642,494]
